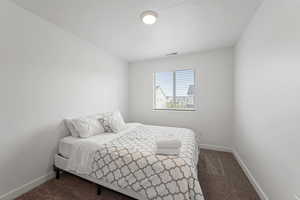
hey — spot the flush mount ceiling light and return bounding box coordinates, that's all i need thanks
[166,52,178,56]
[140,10,158,25]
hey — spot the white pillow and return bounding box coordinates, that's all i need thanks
[65,116,105,138]
[111,111,126,132]
[98,111,126,133]
[64,119,79,137]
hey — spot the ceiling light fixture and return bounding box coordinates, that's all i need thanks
[140,10,158,25]
[166,52,178,56]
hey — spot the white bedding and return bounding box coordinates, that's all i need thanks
[64,123,141,174]
[59,123,203,200]
[59,123,141,158]
[59,133,119,158]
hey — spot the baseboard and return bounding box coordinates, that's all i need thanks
[233,150,269,200]
[0,172,55,200]
[199,144,233,152]
[200,144,269,200]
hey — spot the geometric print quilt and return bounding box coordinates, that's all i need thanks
[90,125,204,200]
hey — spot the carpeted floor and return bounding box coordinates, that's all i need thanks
[16,149,260,200]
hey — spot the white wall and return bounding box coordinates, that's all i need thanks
[234,0,300,199]
[0,0,128,198]
[129,47,234,148]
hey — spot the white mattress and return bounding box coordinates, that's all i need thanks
[59,123,140,158]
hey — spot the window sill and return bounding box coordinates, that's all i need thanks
[152,109,196,112]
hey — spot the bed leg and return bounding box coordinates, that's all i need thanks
[97,185,102,195]
[54,166,60,180]
[56,169,60,179]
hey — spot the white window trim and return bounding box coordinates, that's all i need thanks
[153,68,197,111]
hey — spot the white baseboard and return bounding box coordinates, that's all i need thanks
[233,150,269,200]
[200,144,268,200]
[199,144,233,152]
[0,172,54,200]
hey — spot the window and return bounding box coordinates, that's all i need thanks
[154,69,195,111]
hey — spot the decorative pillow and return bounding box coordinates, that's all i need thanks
[65,116,105,138]
[98,112,114,133]
[98,111,126,133]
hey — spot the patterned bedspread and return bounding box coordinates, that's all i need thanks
[89,125,204,200]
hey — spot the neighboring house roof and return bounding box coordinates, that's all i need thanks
[187,85,195,95]
[157,85,194,98]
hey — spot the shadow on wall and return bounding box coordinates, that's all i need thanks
[46,121,69,172]
[3,120,69,181]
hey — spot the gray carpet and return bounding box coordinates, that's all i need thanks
[16,149,260,200]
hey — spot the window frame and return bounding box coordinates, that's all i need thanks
[153,68,197,111]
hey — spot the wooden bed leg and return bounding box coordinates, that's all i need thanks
[97,185,102,195]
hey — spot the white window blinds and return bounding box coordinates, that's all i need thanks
[154,69,195,111]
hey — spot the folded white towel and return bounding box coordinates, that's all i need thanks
[156,147,181,155]
[156,138,182,149]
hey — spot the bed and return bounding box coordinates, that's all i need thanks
[54,123,204,200]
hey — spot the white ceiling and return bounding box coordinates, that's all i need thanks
[12,0,262,62]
